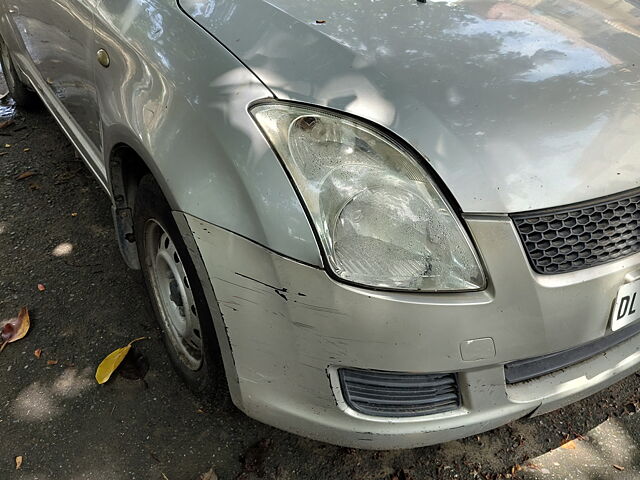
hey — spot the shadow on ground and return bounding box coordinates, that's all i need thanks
[1,90,639,480]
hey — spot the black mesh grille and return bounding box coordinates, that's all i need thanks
[338,368,460,417]
[512,190,640,274]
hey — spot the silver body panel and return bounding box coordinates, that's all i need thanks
[2,0,639,448]
[180,0,640,214]
[0,0,322,265]
[7,0,103,151]
[184,214,640,449]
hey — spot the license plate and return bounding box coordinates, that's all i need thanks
[611,281,640,331]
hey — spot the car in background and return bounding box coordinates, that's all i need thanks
[1,0,639,449]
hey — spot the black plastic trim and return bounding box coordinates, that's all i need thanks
[511,187,640,275]
[505,321,640,384]
[339,368,460,417]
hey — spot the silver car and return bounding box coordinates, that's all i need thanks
[2,0,639,449]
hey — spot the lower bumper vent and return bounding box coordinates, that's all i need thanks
[338,368,460,417]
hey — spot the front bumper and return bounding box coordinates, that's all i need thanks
[181,213,640,449]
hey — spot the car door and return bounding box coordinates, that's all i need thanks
[4,0,104,175]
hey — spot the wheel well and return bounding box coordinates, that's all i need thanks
[109,144,151,210]
[109,144,151,270]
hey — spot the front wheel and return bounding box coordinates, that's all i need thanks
[134,174,224,394]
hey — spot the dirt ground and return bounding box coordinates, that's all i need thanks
[1,85,640,480]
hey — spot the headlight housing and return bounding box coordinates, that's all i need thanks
[251,102,486,292]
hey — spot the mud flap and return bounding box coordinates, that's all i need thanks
[112,205,140,270]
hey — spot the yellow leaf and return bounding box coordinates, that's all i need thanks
[0,307,30,352]
[95,337,147,384]
[561,440,577,450]
[15,456,23,470]
[12,307,30,343]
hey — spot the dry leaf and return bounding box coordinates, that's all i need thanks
[0,307,30,352]
[71,212,78,217]
[613,465,625,471]
[47,360,58,365]
[15,456,22,470]
[200,468,218,480]
[95,337,147,384]
[4,143,11,148]
[16,171,37,180]
[23,148,30,152]
[561,440,577,450]
[37,283,46,292]
[0,119,13,129]
[34,348,42,358]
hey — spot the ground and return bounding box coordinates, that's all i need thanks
[1,85,640,480]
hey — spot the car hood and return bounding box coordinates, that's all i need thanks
[179,0,640,213]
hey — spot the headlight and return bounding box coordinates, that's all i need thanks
[251,102,486,292]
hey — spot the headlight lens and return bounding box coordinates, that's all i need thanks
[251,102,486,292]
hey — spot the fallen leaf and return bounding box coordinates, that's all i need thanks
[4,143,11,147]
[15,456,22,469]
[71,212,78,217]
[16,171,37,180]
[37,283,46,291]
[0,152,7,156]
[613,465,625,471]
[0,307,30,352]
[200,468,218,480]
[315,19,326,24]
[34,348,42,358]
[196,408,205,414]
[47,360,58,365]
[0,119,13,129]
[561,440,577,450]
[95,337,147,384]
[23,147,30,152]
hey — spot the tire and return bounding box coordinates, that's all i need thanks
[0,37,38,108]
[134,174,224,395]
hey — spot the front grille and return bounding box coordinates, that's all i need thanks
[512,190,640,274]
[338,368,460,417]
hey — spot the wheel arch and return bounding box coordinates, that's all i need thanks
[106,137,174,271]
[107,140,243,405]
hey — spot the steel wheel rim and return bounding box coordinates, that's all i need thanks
[144,219,203,371]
